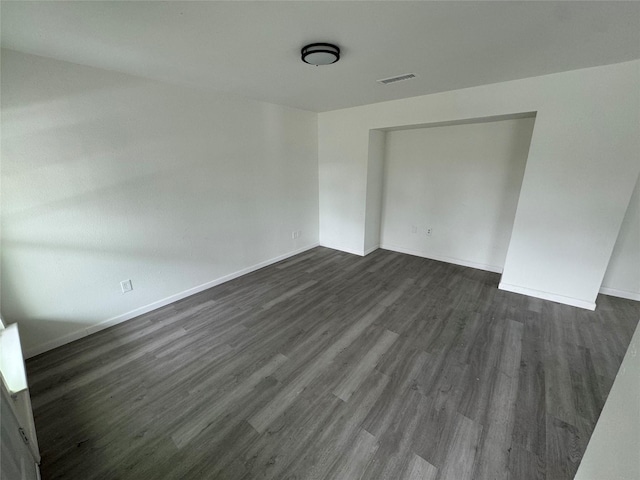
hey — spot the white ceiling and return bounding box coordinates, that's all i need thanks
[2,1,639,112]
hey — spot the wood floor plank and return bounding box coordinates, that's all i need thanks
[400,453,438,480]
[31,327,188,410]
[323,428,379,480]
[25,247,639,480]
[285,370,391,480]
[248,304,387,434]
[545,415,585,480]
[333,329,398,401]
[238,390,345,480]
[362,349,430,438]
[438,413,483,480]
[511,313,547,458]
[171,353,288,448]
[508,444,545,480]
[361,389,429,480]
[261,279,318,310]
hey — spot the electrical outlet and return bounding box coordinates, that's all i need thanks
[292,230,302,239]
[411,225,417,234]
[426,227,432,237]
[120,279,133,294]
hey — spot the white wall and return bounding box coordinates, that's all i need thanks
[318,121,369,255]
[0,49,319,356]
[318,60,640,309]
[380,117,535,273]
[601,176,640,301]
[363,130,386,254]
[574,321,640,480]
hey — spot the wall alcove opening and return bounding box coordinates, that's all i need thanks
[363,112,537,277]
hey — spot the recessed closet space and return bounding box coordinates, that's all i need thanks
[376,114,536,273]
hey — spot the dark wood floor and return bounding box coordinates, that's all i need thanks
[26,247,639,480]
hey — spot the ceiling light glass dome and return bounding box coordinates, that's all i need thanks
[301,43,340,66]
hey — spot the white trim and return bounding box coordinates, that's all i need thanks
[318,242,364,256]
[598,286,640,302]
[363,245,379,256]
[498,282,596,310]
[24,243,319,358]
[380,243,504,274]
[27,329,89,359]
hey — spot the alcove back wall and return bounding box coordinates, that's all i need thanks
[380,117,536,273]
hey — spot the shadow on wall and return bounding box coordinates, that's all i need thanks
[488,118,536,267]
[1,50,319,355]
[1,139,280,351]
[0,51,142,111]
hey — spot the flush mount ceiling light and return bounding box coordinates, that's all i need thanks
[301,43,340,66]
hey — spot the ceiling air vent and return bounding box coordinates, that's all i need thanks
[377,73,417,85]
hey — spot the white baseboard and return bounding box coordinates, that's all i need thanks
[26,329,89,360]
[598,286,640,302]
[498,282,597,310]
[380,243,504,274]
[318,243,365,257]
[24,243,319,358]
[363,245,379,256]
